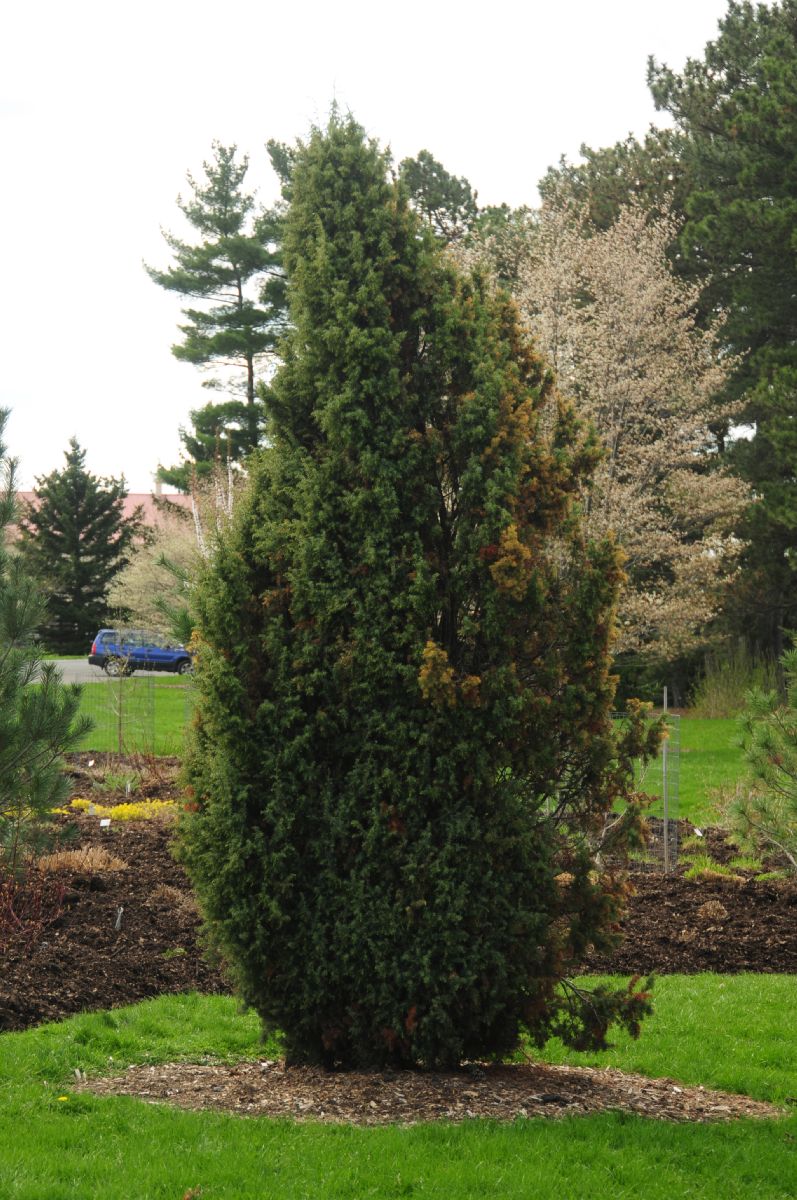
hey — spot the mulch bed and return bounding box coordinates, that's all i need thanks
[3,770,796,1034]
[3,757,796,1125]
[5,819,795,1037]
[584,871,797,974]
[78,1058,784,1125]
[0,817,227,1033]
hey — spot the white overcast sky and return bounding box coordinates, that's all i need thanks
[3,0,732,493]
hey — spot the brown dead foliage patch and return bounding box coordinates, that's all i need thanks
[78,1058,784,1126]
[151,883,200,916]
[37,847,128,874]
[697,900,729,923]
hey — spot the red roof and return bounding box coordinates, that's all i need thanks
[17,491,192,523]
[10,491,193,540]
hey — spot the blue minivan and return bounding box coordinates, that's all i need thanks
[88,629,193,676]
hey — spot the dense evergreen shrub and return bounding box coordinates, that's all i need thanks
[178,116,656,1069]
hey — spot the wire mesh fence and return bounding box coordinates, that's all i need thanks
[76,678,680,869]
[77,676,194,757]
[613,711,680,872]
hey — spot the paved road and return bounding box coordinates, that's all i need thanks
[50,659,166,683]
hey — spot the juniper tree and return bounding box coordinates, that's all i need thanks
[178,116,656,1070]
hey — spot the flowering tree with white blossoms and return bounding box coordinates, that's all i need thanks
[108,461,241,644]
[467,200,748,658]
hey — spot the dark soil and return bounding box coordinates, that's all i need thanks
[2,761,796,1034]
[1,816,228,1033]
[583,871,797,975]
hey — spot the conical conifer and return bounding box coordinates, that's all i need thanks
[179,116,654,1069]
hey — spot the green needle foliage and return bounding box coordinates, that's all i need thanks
[728,640,797,875]
[399,148,479,243]
[17,439,144,653]
[538,127,689,233]
[179,114,658,1070]
[147,142,285,490]
[0,411,91,869]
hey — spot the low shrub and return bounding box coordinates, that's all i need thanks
[727,855,764,872]
[37,847,128,874]
[150,883,199,916]
[67,798,178,822]
[690,643,779,718]
[0,867,65,956]
[682,854,744,883]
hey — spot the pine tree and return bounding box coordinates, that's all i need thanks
[158,400,257,492]
[648,0,797,654]
[18,440,144,653]
[0,411,91,867]
[147,142,285,489]
[399,149,479,242]
[538,128,688,233]
[724,636,797,876]
[178,116,656,1070]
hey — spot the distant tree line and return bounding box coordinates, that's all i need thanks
[139,0,797,698]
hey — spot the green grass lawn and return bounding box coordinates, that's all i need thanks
[636,716,743,826]
[76,679,192,757]
[73,693,746,827]
[535,974,797,1104]
[1,978,795,1199]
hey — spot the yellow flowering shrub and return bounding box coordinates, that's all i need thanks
[67,798,178,821]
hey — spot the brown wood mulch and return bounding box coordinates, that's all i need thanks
[3,805,795,1035]
[583,869,797,975]
[77,1058,784,1125]
[0,817,227,1033]
[3,758,795,1127]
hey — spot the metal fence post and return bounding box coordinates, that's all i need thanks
[662,686,670,873]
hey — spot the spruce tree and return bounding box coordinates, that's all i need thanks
[18,440,144,653]
[0,411,91,867]
[179,116,655,1070]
